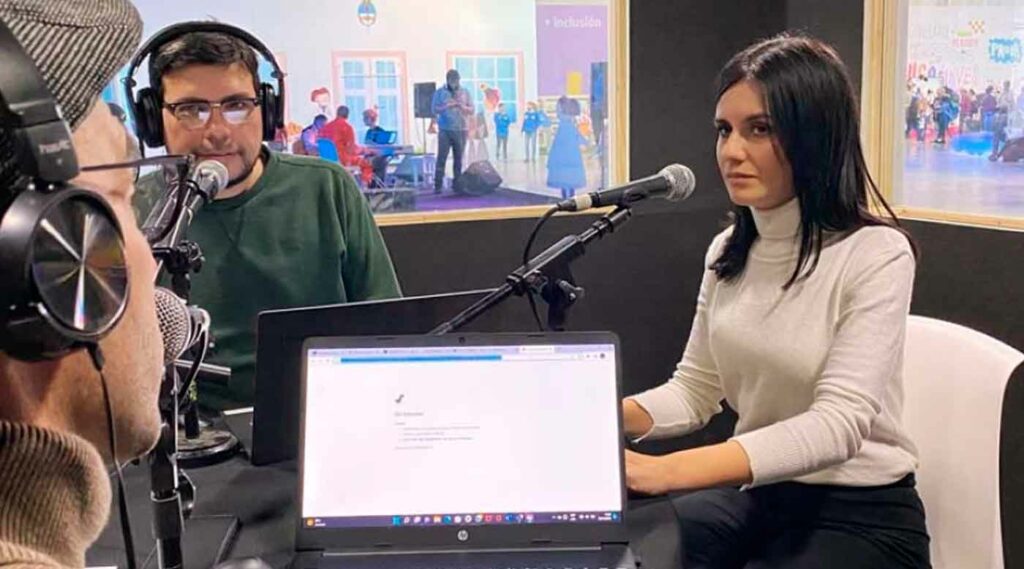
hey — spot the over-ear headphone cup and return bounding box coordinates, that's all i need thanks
[259,82,279,141]
[136,87,165,148]
[0,189,128,360]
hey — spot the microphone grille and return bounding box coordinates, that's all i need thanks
[660,164,696,202]
[154,287,190,365]
[195,160,229,199]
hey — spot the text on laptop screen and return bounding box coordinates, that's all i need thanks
[300,343,622,529]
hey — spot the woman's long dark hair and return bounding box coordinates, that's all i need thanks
[710,33,916,288]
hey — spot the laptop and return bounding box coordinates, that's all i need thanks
[293,332,637,569]
[251,290,537,465]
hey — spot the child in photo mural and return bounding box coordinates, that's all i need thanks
[494,103,512,161]
[521,101,544,162]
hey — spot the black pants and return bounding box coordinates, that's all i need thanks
[368,155,389,188]
[435,129,466,191]
[672,474,930,568]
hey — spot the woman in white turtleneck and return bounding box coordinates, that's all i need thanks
[621,34,931,568]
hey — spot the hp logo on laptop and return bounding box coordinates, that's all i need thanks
[457,530,470,542]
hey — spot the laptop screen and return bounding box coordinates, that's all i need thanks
[299,338,623,531]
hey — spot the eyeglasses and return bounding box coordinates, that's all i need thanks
[81,154,191,184]
[163,97,260,129]
[82,154,195,244]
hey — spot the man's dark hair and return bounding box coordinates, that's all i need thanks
[149,31,260,99]
[336,105,349,119]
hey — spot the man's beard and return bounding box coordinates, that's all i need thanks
[226,152,259,188]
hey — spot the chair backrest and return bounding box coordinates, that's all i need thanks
[903,315,1024,569]
[316,138,340,162]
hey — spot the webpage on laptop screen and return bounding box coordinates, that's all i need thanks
[300,343,622,530]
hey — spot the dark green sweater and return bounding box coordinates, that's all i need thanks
[151,150,401,410]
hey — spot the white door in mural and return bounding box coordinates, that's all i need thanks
[336,55,404,144]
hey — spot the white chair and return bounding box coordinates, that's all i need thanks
[902,315,1024,569]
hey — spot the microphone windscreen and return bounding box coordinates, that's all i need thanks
[194,160,229,200]
[660,164,696,202]
[154,287,190,365]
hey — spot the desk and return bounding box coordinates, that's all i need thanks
[389,153,435,188]
[86,454,683,568]
[366,144,415,157]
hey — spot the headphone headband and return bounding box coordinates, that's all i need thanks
[0,21,79,183]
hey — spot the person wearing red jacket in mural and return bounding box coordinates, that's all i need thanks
[319,104,376,185]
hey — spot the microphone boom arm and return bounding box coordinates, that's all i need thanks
[430,206,632,335]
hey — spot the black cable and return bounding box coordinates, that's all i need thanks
[149,178,196,247]
[89,345,137,569]
[522,205,559,266]
[521,206,560,331]
[178,330,208,407]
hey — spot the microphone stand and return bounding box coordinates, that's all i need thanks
[148,241,200,569]
[147,182,238,569]
[430,206,632,335]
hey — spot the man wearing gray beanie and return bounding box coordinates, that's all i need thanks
[0,1,165,566]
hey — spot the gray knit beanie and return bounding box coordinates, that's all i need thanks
[0,0,142,189]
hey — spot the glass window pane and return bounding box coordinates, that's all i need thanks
[477,58,496,80]
[897,1,1024,218]
[345,96,366,113]
[342,61,364,75]
[497,80,517,101]
[377,95,400,135]
[344,75,365,90]
[497,57,516,79]
[342,60,366,90]
[345,96,368,143]
[455,57,474,77]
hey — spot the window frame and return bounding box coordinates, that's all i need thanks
[861,0,1024,231]
[331,50,411,149]
[372,0,629,227]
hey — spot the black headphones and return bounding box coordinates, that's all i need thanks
[0,21,129,361]
[124,21,286,148]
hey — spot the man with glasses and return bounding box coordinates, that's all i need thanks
[143,30,401,411]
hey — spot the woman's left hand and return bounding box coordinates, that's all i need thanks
[624,449,678,496]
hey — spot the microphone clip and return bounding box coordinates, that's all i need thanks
[152,241,204,297]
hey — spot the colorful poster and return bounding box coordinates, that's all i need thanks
[535,4,608,97]
[907,6,1023,90]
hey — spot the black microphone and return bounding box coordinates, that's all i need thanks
[556,163,696,212]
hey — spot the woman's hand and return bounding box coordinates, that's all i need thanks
[624,450,679,496]
[625,442,754,495]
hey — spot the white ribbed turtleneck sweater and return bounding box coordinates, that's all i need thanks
[631,198,919,487]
